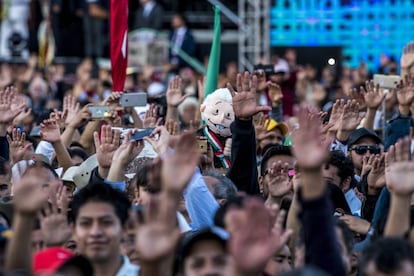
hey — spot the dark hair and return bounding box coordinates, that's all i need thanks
[68,148,89,163]
[335,219,355,254]
[203,170,237,201]
[325,150,355,188]
[134,160,161,194]
[0,157,8,175]
[214,196,245,229]
[71,183,131,226]
[173,13,188,26]
[359,237,414,275]
[260,145,293,176]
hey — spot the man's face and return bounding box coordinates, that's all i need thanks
[264,245,293,275]
[0,164,11,198]
[335,227,351,274]
[74,202,123,263]
[322,164,341,187]
[364,260,414,276]
[183,239,232,276]
[260,155,295,198]
[348,137,380,173]
[182,105,197,124]
[203,100,234,137]
[63,182,76,202]
[259,128,284,149]
[31,229,44,253]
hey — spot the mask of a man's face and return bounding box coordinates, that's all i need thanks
[202,100,234,137]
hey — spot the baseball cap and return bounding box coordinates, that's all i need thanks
[180,227,229,259]
[347,128,382,147]
[265,118,289,136]
[273,59,290,74]
[33,247,93,276]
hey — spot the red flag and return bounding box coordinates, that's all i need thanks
[110,0,128,92]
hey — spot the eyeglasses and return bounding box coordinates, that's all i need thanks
[350,145,381,155]
[263,168,295,178]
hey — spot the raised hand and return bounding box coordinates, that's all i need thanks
[40,119,62,143]
[39,183,72,247]
[63,95,81,127]
[227,197,293,274]
[254,70,267,91]
[348,87,367,111]
[197,76,207,101]
[144,126,171,155]
[103,92,122,106]
[253,112,270,143]
[265,161,293,199]
[12,94,31,125]
[339,100,364,132]
[7,128,32,164]
[49,110,67,130]
[130,195,181,263]
[328,99,345,133]
[143,104,161,129]
[292,105,332,170]
[267,81,283,107]
[367,153,386,190]
[112,131,144,166]
[13,163,56,216]
[397,75,414,107]
[363,80,385,110]
[400,42,414,69]
[164,119,179,136]
[385,137,414,196]
[67,104,91,129]
[166,76,187,107]
[94,125,121,169]
[161,131,200,196]
[227,72,271,120]
[0,87,24,124]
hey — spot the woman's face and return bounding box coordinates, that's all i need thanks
[181,105,197,124]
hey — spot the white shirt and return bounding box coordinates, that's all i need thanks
[172,27,187,55]
[142,1,155,17]
[116,255,140,276]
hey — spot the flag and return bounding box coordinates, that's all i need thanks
[110,0,128,92]
[204,6,221,99]
[38,1,55,68]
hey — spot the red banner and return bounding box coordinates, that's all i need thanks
[110,0,128,92]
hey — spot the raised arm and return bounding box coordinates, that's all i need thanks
[40,119,73,171]
[165,76,187,123]
[6,164,56,273]
[362,80,385,130]
[384,137,414,237]
[226,72,271,194]
[292,105,346,276]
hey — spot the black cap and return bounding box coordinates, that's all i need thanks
[180,227,229,260]
[347,128,382,147]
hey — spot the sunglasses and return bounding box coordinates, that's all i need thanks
[350,145,381,155]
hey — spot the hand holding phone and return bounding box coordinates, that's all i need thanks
[120,92,147,107]
[88,105,111,119]
[129,128,155,141]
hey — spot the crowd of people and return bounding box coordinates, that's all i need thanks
[2,2,414,276]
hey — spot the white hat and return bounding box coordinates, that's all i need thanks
[147,82,165,98]
[62,166,79,183]
[274,59,289,74]
[73,155,98,190]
